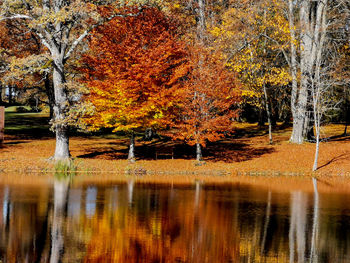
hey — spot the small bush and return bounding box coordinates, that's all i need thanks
[54,159,78,178]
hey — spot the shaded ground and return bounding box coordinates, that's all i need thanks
[1,109,350,175]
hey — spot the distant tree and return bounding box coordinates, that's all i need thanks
[81,7,188,162]
[0,20,55,114]
[210,0,291,143]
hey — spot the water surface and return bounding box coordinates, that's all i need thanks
[0,179,349,262]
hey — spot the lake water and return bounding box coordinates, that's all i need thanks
[0,179,349,262]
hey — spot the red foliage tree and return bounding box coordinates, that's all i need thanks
[81,7,189,162]
[172,45,241,162]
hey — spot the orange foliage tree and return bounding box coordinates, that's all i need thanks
[81,7,188,162]
[172,46,241,162]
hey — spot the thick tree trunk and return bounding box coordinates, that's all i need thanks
[196,142,203,162]
[52,59,70,160]
[54,126,70,160]
[289,0,327,144]
[128,131,135,163]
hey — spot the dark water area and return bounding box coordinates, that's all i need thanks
[0,179,349,262]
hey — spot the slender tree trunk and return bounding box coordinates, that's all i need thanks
[196,142,203,162]
[0,86,2,104]
[8,86,12,105]
[258,106,265,127]
[44,72,55,120]
[1,87,5,104]
[128,131,135,163]
[52,59,70,160]
[197,0,206,42]
[263,83,273,144]
[312,0,327,171]
[312,126,320,171]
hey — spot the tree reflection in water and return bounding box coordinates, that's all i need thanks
[1,181,350,262]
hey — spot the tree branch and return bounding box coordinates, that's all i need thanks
[0,14,33,21]
[64,9,144,61]
[260,33,291,68]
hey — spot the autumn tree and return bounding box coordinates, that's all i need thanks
[211,0,291,143]
[81,7,188,162]
[0,0,154,160]
[0,20,56,116]
[287,0,330,144]
[172,46,240,162]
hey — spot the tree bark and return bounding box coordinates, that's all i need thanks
[52,59,70,160]
[312,0,327,171]
[197,0,206,43]
[196,142,203,162]
[128,131,135,163]
[289,0,328,144]
[8,86,12,105]
[0,86,3,104]
[263,83,273,144]
[44,72,55,120]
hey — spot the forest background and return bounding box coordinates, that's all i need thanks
[0,0,349,174]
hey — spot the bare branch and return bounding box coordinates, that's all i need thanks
[64,9,144,61]
[260,33,291,68]
[0,14,33,21]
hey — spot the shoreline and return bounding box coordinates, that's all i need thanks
[0,171,350,194]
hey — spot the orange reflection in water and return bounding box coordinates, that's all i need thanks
[83,183,240,263]
[1,181,350,262]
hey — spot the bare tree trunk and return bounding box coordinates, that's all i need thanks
[197,0,206,43]
[196,142,203,162]
[343,101,349,136]
[290,0,312,144]
[289,0,328,145]
[1,87,5,104]
[128,131,135,163]
[263,83,273,144]
[44,72,55,120]
[312,128,320,171]
[53,59,70,160]
[312,0,328,171]
[8,86,12,105]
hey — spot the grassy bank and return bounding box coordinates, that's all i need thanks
[1,108,350,177]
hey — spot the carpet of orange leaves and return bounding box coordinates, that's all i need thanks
[1,123,350,181]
